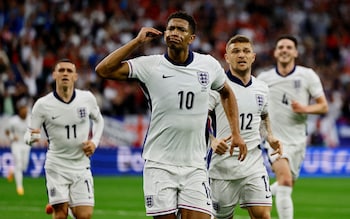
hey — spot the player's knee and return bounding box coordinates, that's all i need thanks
[278,178,293,187]
[74,210,92,219]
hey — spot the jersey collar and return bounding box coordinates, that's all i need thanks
[53,89,76,104]
[275,65,296,77]
[164,50,194,66]
[226,70,252,87]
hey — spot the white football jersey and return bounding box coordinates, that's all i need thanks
[257,65,325,147]
[7,114,30,146]
[128,51,226,169]
[208,73,269,179]
[28,89,104,172]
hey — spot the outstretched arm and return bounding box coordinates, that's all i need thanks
[95,27,162,80]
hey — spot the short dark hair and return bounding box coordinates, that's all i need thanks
[226,34,253,49]
[167,11,196,34]
[276,35,298,48]
[53,58,75,71]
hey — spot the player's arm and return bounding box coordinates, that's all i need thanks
[209,134,231,155]
[24,128,41,146]
[260,113,283,156]
[291,95,328,115]
[24,119,41,146]
[218,81,247,160]
[5,126,17,142]
[95,27,162,80]
[207,110,229,155]
[83,97,105,157]
[23,102,43,146]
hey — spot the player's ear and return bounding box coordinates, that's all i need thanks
[188,34,196,44]
[73,72,78,82]
[224,53,230,64]
[252,52,256,63]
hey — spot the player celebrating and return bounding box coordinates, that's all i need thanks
[208,35,282,219]
[95,11,247,219]
[257,35,328,219]
[24,58,104,219]
[5,100,31,195]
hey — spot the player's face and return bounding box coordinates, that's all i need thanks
[18,106,28,119]
[225,42,255,75]
[164,18,195,50]
[53,62,78,88]
[274,39,298,65]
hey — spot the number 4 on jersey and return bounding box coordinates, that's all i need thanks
[282,93,288,105]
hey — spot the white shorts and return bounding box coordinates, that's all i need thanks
[267,143,306,180]
[143,160,212,217]
[210,170,272,219]
[11,142,31,171]
[45,168,94,207]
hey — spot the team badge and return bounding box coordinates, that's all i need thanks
[77,107,87,119]
[294,80,301,89]
[255,94,264,111]
[197,71,209,86]
[145,195,154,208]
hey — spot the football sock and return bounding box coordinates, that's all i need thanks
[14,170,23,190]
[275,185,293,219]
[270,181,278,196]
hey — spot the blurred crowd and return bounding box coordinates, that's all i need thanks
[0,0,350,146]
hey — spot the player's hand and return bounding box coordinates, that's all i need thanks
[24,129,41,146]
[291,100,307,113]
[82,140,96,157]
[267,135,283,157]
[136,27,163,44]
[229,134,247,161]
[210,136,230,155]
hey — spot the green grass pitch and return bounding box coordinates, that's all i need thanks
[1,176,349,219]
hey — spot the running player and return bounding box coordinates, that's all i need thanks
[24,58,104,219]
[5,101,31,195]
[257,35,328,219]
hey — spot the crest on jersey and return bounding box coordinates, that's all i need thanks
[197,71,209,86]
[77,107,87,119]
[145,195,154,208]
[294,80,301,89]
[255,94,264,111]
